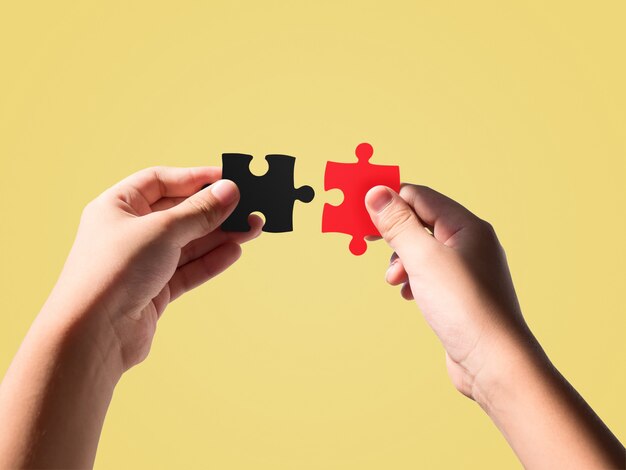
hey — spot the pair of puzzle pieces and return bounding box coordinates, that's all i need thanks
[220,143,400,255]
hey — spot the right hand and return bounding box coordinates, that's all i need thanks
[42,167,263,375]
[365,184,538,403]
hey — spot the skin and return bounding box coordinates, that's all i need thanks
[0,168,623,468]
[0,167,263,469]
[365,184,625,469]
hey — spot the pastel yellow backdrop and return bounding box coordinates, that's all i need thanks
[1,1,624,468]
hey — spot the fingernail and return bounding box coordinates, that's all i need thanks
[367,187,393,213]
[210,180,238,205]
[385,259,397,282]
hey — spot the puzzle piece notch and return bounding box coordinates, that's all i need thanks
[322,143,400,255]
[221,153,314,233]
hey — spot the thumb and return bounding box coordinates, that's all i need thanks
[365,186,432,261]
[159,179,240,246]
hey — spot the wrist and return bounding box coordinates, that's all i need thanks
[470,330,551,414]
[0,299,123,469]
[36,298,126,387]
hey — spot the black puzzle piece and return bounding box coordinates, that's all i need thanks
[221,153,314,233]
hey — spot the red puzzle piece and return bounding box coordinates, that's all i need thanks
[322,143,400,255]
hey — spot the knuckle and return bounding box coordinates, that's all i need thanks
[82,199,96,215]
[79,204,94,223]
[81,196,104,219]
[474,218,500,245]
[133,166,162,183]
[478,218,496,236]
[143,165,166,176]
[147,166,167,195]
[412,184,431,193]
[407,184,431,197]
[399,184,430,208]
[129,166,168,193]
[398,184,417,201]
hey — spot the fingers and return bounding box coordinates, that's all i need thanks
[177,215,263,267]
[398,185,480,245]
[150,197,187,212]
[112,166,222,205]
[151,285,171,319]
[369,184,485,302]
[385,253,412,300]
[365,186,434,263]
[168,242,242,301]
[400,282,414,300]
[386,253,409,286]
[158,180,240,247]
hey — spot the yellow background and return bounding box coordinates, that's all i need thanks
[1,1,624,468]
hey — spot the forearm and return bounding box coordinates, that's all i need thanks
[0,305,122,469]
[476,337,624,469]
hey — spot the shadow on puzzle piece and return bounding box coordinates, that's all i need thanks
[221,153,315,233]
[322,143,400,255]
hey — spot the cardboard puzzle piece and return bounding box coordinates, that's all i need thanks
[322,143,400,255]
[221,153,315,232]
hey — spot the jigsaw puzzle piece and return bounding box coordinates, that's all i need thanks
[221,153,314,233]
[221,153,256,232]
[322,143,400,255]
[262,155,315,232]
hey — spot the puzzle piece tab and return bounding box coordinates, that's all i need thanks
[221,153,315,233]
[322,143,400,255]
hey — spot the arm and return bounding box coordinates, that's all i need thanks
[0,167,262,469]
[365,184,625,469]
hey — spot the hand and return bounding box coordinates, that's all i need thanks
[365,184,532,402]
[45,166,262,374]
[0,166,263,469]
[365,184,624,469]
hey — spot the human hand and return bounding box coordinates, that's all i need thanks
[0,166,263,468]
[45,166,262,375]
[365,184,625,469]
[365,184,534,403]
